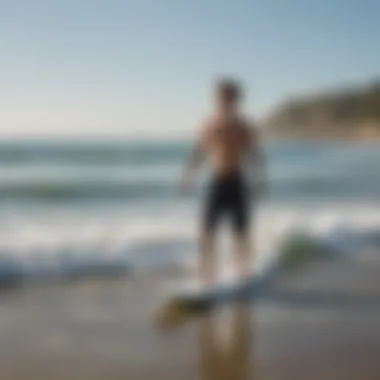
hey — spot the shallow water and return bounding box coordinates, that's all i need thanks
[0,139,379,282]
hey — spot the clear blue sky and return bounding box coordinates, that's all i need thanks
[1,0,379,138]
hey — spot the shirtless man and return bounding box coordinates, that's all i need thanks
[181,78,267,285]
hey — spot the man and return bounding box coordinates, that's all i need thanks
[181,77,267,285]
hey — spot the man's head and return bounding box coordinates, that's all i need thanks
[214,77,243,111]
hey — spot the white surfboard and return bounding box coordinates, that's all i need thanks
[155,261,278,327]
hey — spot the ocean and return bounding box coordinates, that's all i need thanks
[0,139,380,283]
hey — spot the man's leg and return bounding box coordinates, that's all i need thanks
[232,182,253,280]
[199,179,223,285]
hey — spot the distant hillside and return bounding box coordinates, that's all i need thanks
[264,80,380,140]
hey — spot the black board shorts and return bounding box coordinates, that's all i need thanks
[202,172,251,234]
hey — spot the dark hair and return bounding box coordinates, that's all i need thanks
[216,78,243,102]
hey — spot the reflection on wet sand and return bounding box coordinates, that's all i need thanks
[199,303,253,380]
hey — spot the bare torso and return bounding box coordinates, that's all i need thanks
[202,114,253,176]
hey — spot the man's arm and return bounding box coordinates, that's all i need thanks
[248,124,267,197]
[180,126,208,193]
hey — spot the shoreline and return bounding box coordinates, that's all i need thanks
[0,247,379,379]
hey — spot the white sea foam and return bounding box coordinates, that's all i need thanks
[1,201,380,283]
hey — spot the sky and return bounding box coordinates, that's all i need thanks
[0,0,379,139]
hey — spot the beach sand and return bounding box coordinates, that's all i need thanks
[0,252,380,380]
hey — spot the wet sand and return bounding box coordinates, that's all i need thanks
[0,252,380,380]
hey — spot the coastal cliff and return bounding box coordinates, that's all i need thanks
[264,80,380,140]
